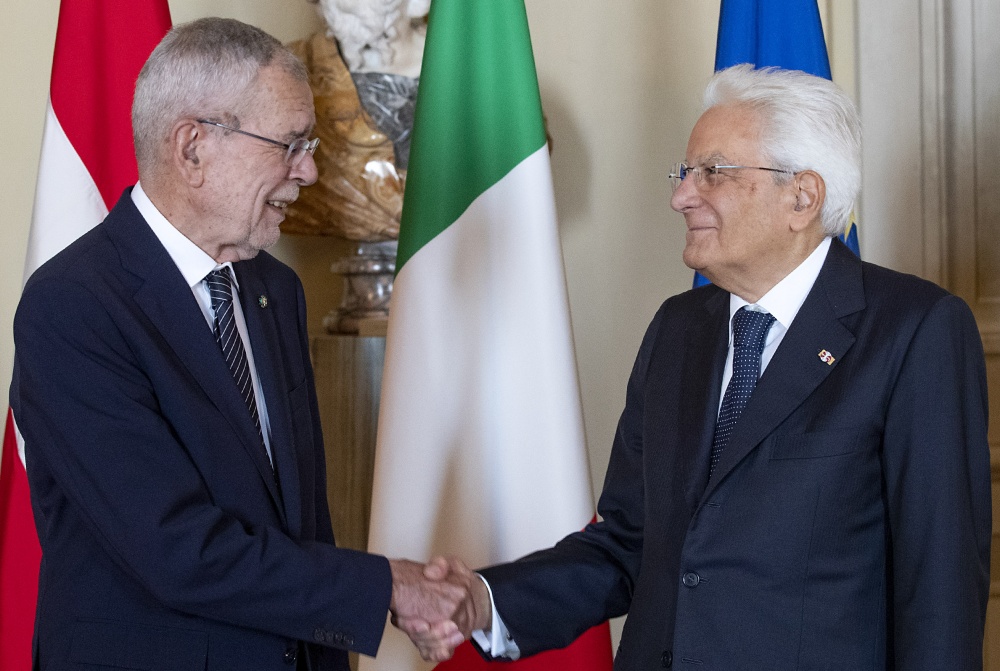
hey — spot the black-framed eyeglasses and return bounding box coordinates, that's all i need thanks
[197,119,319,167]
[668,162,793,192]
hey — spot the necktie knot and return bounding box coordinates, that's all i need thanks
[732,307,775,354]
[206,267,236,315]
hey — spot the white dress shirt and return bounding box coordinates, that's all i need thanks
[477,236,834,659]
[131,183,274,464]
[719,235,832,408]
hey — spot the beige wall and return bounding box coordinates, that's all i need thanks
[0,0,855,648]
[0,0,60,419]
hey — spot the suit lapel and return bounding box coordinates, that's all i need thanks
[235,265,302,538]
[105,196,286,517]
[676,290,730,508]
[701,240,866,501]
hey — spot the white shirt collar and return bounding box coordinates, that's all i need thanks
[729,236,832,331]
[131,182,237,289]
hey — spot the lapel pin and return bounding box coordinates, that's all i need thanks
[818,349,835,365]
[258,295,268,308]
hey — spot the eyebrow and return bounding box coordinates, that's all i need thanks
[283,122,316,142]
[277,130,306,143]
[689,153,730,165]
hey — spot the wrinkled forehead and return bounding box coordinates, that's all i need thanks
[243,66,316,132]
[686,103,765,164]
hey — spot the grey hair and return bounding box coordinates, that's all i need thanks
[132,17,308,175]
[703,64,861,237]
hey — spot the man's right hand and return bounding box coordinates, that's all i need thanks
[390,556,491,662]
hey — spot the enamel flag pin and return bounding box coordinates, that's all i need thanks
[258,295,268,308]
[818,349,835,365]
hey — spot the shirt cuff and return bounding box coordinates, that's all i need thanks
[470,573,520,660]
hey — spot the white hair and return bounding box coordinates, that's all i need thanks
[132,17,307,175]
[704,64,862,237]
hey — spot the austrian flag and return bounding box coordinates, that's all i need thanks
[0,2,170,668]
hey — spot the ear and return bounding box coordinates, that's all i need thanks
[169,119,208,188]
[789,169,825,231]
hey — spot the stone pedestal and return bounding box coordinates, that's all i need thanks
[324,241,396,335]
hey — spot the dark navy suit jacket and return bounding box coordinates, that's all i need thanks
[11,190,391,670]
[480,239,991,670]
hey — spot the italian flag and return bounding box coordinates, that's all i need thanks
[0,2,170,667]
[362,1,613,669]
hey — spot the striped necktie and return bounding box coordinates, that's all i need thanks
[205,267,272,471]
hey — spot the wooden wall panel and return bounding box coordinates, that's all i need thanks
[310,335,385,554]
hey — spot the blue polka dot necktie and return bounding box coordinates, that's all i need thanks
[205,268,273,473]
[709,307,776,479]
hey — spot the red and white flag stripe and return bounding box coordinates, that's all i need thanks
[0,2,170,668]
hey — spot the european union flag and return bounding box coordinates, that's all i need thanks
[694,0,859,288]
[715,0,831,77]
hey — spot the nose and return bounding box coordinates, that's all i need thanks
[290,151,318,186]
[670,173,701,213]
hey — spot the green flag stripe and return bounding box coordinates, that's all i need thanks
[396,0,547,273]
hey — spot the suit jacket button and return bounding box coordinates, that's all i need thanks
[682,571,701,587]
[662,650,673,667]
[284,648,298,665]
[344,634,355,647]
[313,628,326,643]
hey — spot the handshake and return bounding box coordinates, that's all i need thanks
[388,556,493,662]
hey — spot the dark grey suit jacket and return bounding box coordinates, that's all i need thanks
[12,189,392,671]
[480,239,991,670]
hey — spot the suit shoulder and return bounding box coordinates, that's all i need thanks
[634,283,725,355]
[849,260,981,357]
[21,227,119,311]
[860,260,954,311]
[654,282,726,325]
[21,191,146,293]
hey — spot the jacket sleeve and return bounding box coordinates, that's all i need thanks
[881,293,991,668]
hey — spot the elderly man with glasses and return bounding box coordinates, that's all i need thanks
[12,17,468,671]
[401,64,991,670]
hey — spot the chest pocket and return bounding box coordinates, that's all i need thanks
[770,427,872,460]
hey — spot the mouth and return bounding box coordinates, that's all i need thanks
[684,214,717,232]
[686,223,715,233]
[266,187,299,211]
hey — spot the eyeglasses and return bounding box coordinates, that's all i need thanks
[668,162,792,192]
[197,119,320,167]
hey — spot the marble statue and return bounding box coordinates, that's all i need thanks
[283,0,429,242]
[284,0,429,333]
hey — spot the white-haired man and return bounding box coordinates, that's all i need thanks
[402,64,992,670]
[12,17,466,671]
